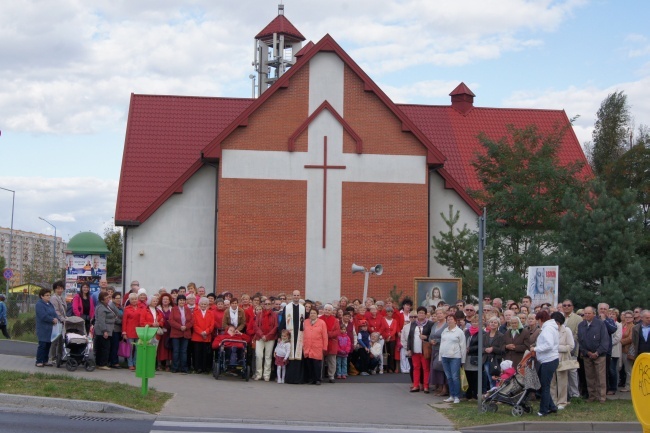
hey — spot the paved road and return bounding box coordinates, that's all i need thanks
[0,411,152,433]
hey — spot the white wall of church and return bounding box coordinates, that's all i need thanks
[429,171,479,278]
[124,165,216,295]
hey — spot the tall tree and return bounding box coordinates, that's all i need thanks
[558,180,649,309]
[469,124,586,300]
[431,205,479,298]
[104,227,123,278]
[590,91,631,179]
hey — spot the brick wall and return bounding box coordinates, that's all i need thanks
[216,58,429,302]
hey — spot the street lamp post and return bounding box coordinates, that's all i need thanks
[38,216,57,277]
[0,187,14,297]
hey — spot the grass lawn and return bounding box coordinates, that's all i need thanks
[437,397,638,429]
[0,370,173,414]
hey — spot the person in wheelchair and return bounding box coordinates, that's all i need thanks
[212,325,250,365]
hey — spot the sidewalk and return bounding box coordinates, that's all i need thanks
[0,352,453,429]
[0,339,638,432]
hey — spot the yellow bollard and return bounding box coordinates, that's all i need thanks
[630,353,650,433]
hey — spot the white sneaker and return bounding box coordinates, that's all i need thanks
[277,378,282,384]
[453,397,460,404]
[379,369,384,375]
[443,397,454,403]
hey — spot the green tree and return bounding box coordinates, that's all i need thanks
[104,227,123,278]
[431,205,479,298]
[0,256,6,289]
[558,181,649,309]
[608,142,650,230]
[469,124,586,300]
[590,91,631,179]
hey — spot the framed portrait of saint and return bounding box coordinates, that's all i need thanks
[414,278,462,309]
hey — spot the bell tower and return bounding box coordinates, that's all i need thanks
[252,4,306,97]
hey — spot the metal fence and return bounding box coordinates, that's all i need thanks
[3,293,39,342]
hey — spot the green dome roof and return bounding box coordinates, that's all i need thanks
[67,232,109,254]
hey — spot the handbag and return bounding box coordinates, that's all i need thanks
[118,340,132,358]
[487,355,501,376]
[469,355,479,366]
[50,323,62,342]
[524,362,541,390]
[627,345,636,361]
[460,367,469,392]
[423,341,432,360]
[557,359,579,371]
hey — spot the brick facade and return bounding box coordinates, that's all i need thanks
[216,58,429,302]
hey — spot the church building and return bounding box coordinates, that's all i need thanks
[115,6,588,302]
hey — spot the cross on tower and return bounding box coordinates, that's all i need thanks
[304,136,346,248]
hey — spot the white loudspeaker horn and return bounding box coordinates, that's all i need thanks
[370,264,383,275]
[351,263,365,274]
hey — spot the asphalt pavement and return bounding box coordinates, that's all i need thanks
[0,339,642,433]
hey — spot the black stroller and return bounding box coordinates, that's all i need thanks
[56,316,95,372]
[481,353,536,417]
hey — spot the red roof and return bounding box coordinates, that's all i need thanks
[255,14,305,42]
[115,94,253,224]
[115,36,590,225]
[397,103,591,193]
[450,82,475,97]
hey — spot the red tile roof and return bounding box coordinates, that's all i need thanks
[115,39,590,225]
[115,94,253,224]
[397,103,591,194]
[255,14,305,42]
[450,82,475,97]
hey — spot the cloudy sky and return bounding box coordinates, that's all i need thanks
[1,0,649,242]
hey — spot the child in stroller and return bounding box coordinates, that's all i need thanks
[481,357,534,417]
[212,325,251,380]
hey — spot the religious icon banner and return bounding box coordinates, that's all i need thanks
[526,266,559,308]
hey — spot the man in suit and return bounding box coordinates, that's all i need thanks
[577,306,609,403]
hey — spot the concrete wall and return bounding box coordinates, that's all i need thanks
[429,171,479,278]
[124,165,217,294]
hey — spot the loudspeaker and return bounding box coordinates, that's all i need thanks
[370,264,383,276]
[351,263,365,274]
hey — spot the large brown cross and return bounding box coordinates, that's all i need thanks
[304,136,346,248]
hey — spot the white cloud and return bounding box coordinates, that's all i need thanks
[0,0,586,135]
[381,80,479,104]
[0,177,118,241]
[625,34,650,58]
[502,77,650,145]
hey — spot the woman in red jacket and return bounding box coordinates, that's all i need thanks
[140,295,164,329]
[168,294,194,374]
[121,293,141,370]
[383,307,401,373]
[192,297,215,374]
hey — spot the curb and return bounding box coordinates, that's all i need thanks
[461,421,642,432]
[0,393,148,415]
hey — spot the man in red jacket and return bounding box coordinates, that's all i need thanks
[253,299,278,381]
[321,304,340,383]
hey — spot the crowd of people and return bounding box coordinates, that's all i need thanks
[32,280,650,414]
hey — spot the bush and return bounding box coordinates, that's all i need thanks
[22,316,36,334]
[12,319,23,338]
[6,296,19,319]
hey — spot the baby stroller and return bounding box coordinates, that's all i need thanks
[56,316,95,372]
[212,338,251,381]
[481,354,536,417]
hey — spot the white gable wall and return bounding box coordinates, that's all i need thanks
[429,171,479,278]
[124,165,216,295]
